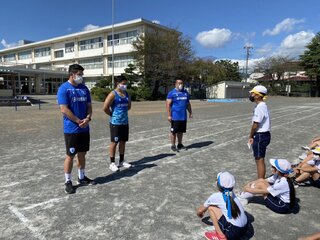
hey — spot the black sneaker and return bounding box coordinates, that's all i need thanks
[77,176,96,186]
[65,181,75,194]
[171,145,178,152]
[177,143,186,150]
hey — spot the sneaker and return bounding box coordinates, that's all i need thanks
[177,143,186,150]
[109,162,119,172]
[171,145,178,152]
[301,146,311,151]
[118,161,132,168]
[299,153,308,160]
[65,181,75,194]
[77,176,96,185]
[239,191,254,199]
[204,231,227,240]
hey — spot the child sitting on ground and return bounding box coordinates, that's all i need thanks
[196,171,248,240]
[238,159,296,214]
[293,148,320,188]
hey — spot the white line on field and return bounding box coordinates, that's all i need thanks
[156,198,168,212]
[21,197,66,210]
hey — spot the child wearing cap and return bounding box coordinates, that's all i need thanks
[239,159,296,214]
[293,147,320,188]
[196,172,248,240]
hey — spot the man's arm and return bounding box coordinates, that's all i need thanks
[103,92,115,116]
[248,122,259,144]
[60,105,82,124]
[187,102,193,118]
[128,95,131,111]
[166,99,172,122]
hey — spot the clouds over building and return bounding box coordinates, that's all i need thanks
[196,28,232,48]
[82,24,100,31]
[263,18,304,36]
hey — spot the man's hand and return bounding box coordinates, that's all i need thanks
[168,116,172,122]
[248,138,254,145]
[79,118,90,128]
[189,113,193,119]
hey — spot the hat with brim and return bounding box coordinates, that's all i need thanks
[312,147,320,155]
[249,85,267,98]
[217,171,235,189]
[270,158,292,174]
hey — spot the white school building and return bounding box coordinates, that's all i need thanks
[0,18,173,95]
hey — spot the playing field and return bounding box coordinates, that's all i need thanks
[0,96,319,240]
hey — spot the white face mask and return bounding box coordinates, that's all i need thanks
[74,75,83,84]
[178,84,184,90]
[118,84,127,91]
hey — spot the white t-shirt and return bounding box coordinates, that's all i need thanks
[252,102,271,133]
[204,192,247,227]
[267,174,290,203]
[307,159,320,173]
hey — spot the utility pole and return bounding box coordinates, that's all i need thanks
[244,45,253,81]
[111,0,115,87]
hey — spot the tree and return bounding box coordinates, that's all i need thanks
[300,32,320,96]
[132,27,194,98]
[215,60,241,81]
[123,63,140,88]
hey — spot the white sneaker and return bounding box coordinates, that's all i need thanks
[238,197,248,206]
[301,146,311,151]
[118,161,132,168]
[109,162,119,172]
[239,191,254,199]
[299,153,307,160]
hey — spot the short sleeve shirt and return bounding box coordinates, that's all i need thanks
[204,192,247,227]
[252,102,271,132]
[57,81,91,133]
[167,88,190,121]
[307,159,320,173]
[267,174,290,203]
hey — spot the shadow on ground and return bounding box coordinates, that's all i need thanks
[94,153,176,185]
[186,141,214,149]
[249,196,300,214]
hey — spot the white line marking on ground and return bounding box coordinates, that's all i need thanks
[156,198,168,212]
[21,197,66,211]
[8,204,46,240]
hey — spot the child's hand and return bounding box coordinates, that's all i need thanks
[197,212,204,218]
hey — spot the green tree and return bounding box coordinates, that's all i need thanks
[300,32,320,96]
[215,60,241,81]
[123,63,140,88]
[132,27,194,98]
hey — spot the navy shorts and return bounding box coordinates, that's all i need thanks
[252,132,271,159]
[110,123,129,142]
[218,215,247,240]
[171,120,187,134]
[64,132,90,156]
[264,194,290,214]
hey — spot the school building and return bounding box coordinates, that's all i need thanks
[0,18,173,95]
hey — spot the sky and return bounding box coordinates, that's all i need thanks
[1,0,319,70]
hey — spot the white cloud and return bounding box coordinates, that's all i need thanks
[151,20,160,24]
[82,24,99,31]
[67,27,72,32]
[229,57,265,72]
[255,43,274,56]
[1,39,24,48]
[276,31,315,57]
[263,18,304,36]
[196,28,232,48]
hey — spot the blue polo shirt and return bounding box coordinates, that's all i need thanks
[167,88,190,121]
[57,81,91,133]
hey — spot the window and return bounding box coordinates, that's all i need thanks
[107,30,138,46]
[78,37,103,51]
[18,51,31,60]
[107,55,134,68]
[65,42,74,53]
[54,50,64,58]
[4,53,15,62]
[35,47,51,57]
[79,58,103,69]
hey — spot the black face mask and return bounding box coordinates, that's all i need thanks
[249,95,255,102]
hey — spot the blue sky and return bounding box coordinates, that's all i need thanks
[1,0,319,69]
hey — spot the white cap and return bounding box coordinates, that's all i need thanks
[250,85,267,95]
[269,159,292,174]
[312,147,320,155]
[217,171,235,189]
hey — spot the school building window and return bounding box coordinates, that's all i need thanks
[79,58,103,69]
[35,47,51,57]
[78,37,103,51]
[107,30,138,46]
[4,53,15,62]
[107,55,134,68]
[65,42,74,53]
[18,51,32,60]
[54,50,64,58]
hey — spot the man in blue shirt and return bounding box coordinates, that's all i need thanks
[103,75,132,172]
[166,79,193,151]
[57,64,95,194]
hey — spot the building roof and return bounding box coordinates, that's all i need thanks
[0,66,68,75]
[0,18,173,54]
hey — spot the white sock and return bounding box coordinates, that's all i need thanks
[65,173,72,183]
[78,169,85,180]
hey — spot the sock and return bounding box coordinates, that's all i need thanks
[120,154,124,162]
[78,169,85,180]
[65,173,72,183]
[110,157,115,163]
